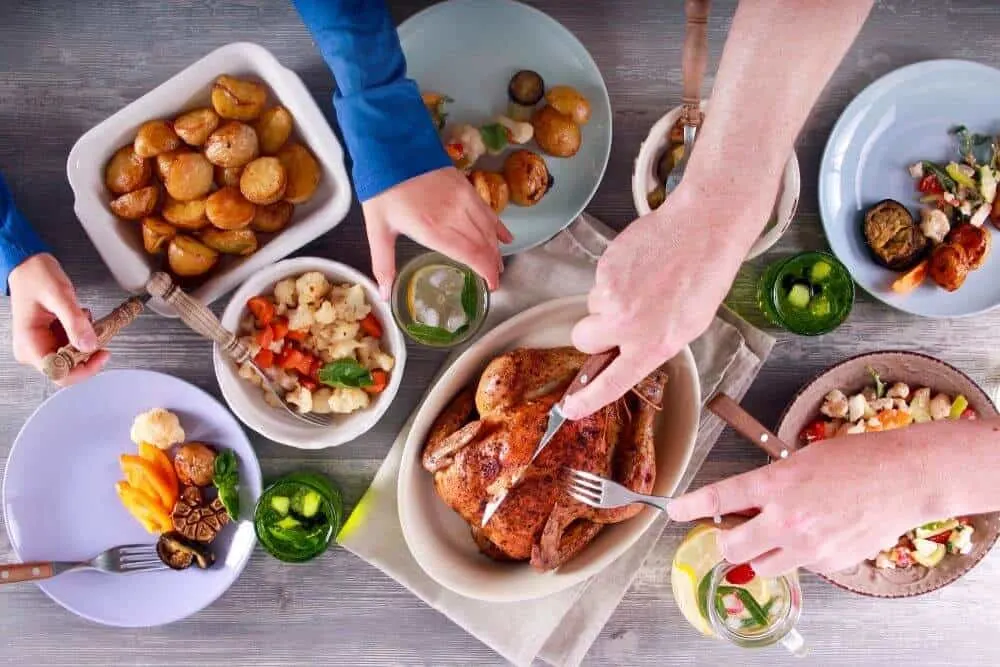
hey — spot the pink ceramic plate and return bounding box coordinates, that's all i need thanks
[775,351,1000,598]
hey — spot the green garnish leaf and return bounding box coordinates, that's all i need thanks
[479,123,509,153]
[460,270,478,321]
[406,322,458,345]
[696,570,714,622]
[716,586,770,626]
[213,450,240,520]
[867,366,885,399]
[318,359,374,388]
[952,125,994,166]
[922,161,957,191]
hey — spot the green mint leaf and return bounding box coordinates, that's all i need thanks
[479,123,508,153]
[318,359,374,388]
[405,322,457,345]
[460,270,478,322]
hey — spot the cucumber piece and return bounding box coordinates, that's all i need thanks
[276,516,301,530]
[809,295,831,318]
[949,394,969,420]
[809,260,833,282]
[915,519,958,539]
[787,283,811,309]
[911,539,946,567]
[270,495,290,516]
[301,490,322,518]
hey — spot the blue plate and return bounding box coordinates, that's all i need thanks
[398,0,612,255]
[819,60,1000,318]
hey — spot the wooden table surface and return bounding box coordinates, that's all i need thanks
[2,1,999,665]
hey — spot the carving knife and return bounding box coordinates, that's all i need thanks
[480,349,620,527]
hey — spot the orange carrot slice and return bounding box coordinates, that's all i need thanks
[891,260,928,294]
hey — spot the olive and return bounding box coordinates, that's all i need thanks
[508,69,545,106]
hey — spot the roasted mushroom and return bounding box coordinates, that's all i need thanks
[470,170,510,214]
[174,442,217,487]
[928,242,970,292]
[532,105,582,158]
[157,531,215,570]
[172,486,230,543]
[863,199,928,270]
[503,150,553,207]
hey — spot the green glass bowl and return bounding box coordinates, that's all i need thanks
[253,472,343,563]
[757,251,855,336]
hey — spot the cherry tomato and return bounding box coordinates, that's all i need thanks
[801,420,827,444]
[917,174,944,194]
[724,563,756,586]
[961,407,978,420]
[929,532,952,545]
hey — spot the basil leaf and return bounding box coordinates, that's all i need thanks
[460,270,478,321]
[318,359,373,388]
[479,123,508,153]
[214,450,237,482]
[406,322,457,345]
[213,450,241,520]
[218,485,240,521]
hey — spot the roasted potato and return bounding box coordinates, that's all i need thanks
[214,165,243,188]
[173,108,220,146]
[205,186,256,230]
[204,121,259,168]
[250,201,294,233]
[254,106,294,155]
[470,170,510,214]
[863,199,927,270]
[211,75,267,122]
[134,120,181,158]
[503,150,552,207]
[110,185,159,220]
[531,105,581,158]
[239,157,287,205]
[155,149,191,183]
[141,216,177,254]
[946,222,991,269]
[165,152,214,201]
[167,235,219,277]
[200,228,259,256]
[105,145,151,195]
[545,85,591,125]
[161,196,209,230]
[276,143,321,204]
[928,242,970,292]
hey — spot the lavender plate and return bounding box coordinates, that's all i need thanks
[1,370,262,626]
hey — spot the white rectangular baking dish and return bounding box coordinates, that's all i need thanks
[66,42,352,317]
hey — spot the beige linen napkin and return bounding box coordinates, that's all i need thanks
[337,214,774,666]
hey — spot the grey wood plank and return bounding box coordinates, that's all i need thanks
[1,1,1000,665]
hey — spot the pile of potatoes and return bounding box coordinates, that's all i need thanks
[104,75,322,279]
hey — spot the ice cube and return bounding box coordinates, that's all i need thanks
[422,309,440,327]
[446,312,468,332]
[428,269,446,289]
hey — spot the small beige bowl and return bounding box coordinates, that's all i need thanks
[631,101,800,260]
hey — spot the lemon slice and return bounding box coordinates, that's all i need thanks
[671,524,723,636]
[406,264,469,332]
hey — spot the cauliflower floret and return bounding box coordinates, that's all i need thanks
[296,271,330,306]
[847,394,868,423]
[356,336,394,371]
[908,162,924,179]
[329,283,371,321]
[312,388,334,414]
[875,552,895,570]
[274,369,299,392]
[285,385,314,414]
[330,321,361,341]
[273,278,297,307]
[820,389,849,419]
[920,208,951,244]
[275,302,289,317]
[239,361,263,387]
[322,339,362,361]
[886,382,910,399]
[869,397,894,413]
[971,202,991,228]
[893,398,910,412]
[845,420,867,435]
[862,386,878,403]
[288,305,315,332]
[929,393,952,420]
[328,386,371,414]
[130,408,185,450]
[314,300,337,325]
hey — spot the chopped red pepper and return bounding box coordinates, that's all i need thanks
[801,420,827,445]
[928,532,952,545]
[253,349,274,370]
[299,377,318,392]
[309,357,324,381]
[359,312,383,339]
[286,328,307,342]
[445,142,464,161]
[247,296,275,327]
[277,347,315,376]
[271,316,289,342]
[364,369,389,395]
[917,173,944,194]
[255,325,274,349]
[724,563,756,586]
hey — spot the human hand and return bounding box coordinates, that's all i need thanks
[561,184,750,419]
[361,166,513,299]
[667,430,935,576]
[9,253,107,386]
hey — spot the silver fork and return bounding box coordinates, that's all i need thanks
[145,272,333,427]
[564,468,672,513]
[0,544,165,585]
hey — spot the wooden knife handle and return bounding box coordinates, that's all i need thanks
[563,349,620,399]
[707,393,796,461]
[680,0,711,127]
[146,272,249,363]
[0,562,54,585]
[41,296,145,383]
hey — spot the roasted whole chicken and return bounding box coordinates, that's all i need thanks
[422,347,667,571]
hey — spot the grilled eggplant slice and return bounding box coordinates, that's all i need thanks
[863,199,928,270]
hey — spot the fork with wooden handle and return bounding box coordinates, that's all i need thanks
[0,543,164,584]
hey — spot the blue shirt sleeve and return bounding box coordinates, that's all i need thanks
[292,0,451,202]
[0,173,49,294]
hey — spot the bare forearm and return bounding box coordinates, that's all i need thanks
[685,0,873,255]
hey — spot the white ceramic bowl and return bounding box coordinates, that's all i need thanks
[631,100,800,260]
[213,257,406,449]
[398,296,701,602]
[67,42,352,317]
